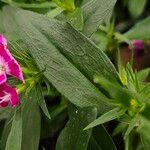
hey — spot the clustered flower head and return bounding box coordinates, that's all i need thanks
[0,34,24,108]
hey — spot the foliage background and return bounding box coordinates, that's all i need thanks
[0,0,150,150]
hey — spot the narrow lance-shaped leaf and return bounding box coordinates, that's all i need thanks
[138,84,150,103]
[137,68,150,82]
[16,9,118,82]
[5,109,22,150]
[128,0,147,18]
[2,6,20,41]
[14,9,119,113]
[3,6,119,82]
[124,17,150,40]
[0,11,5,33]
[137,116,150,149]
[124,116,139,140]
[56,8,84,31]
[82,0,116,37]
[56,105,97,150]
[21,87,41,150]
[84,108,122,130]
[37,85,51,119]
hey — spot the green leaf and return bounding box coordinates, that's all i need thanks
[37,86,51,119]
[128,0,147,18]
[56,106,97,150]
[84,108,122,130]
[56,8,84,30]
[76,0,88,6]
[88,125,117,150]
[47,7,64,18]
[12,1,56,9]
[0,11,5,33]
[1,6,19,41]
[0,108,11,121]
[15,8,119,81]
[88,136,101,150]
[124,116,138,139]
[21,87,41,150]
[0,115,13,150]
[141,104,150,120]
[125,64,140,92]
[124,17,150,40]
[15,9,119,113]
[112,123,127,137]
[124,132,135,150]
[138,84,150,103]
[94,75,133,107]
[41,104,67,139]
[137,116,150,150]
[5,109,22,150]
[82,0,116,37]
[2,1,56,13]
[137,68,150,82]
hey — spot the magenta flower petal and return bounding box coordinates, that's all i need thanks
[0,101,9,107]
[132,40,144,50]
[0,35,24,83]
[0,71,7,85]
[0,34,7,46]
[0,83,19,108]
[129,39,144,57]
[0,88,9,108]
[0,44,13,62]
[6,59,24,82]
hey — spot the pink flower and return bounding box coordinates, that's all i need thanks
[132,40,144,50]
[0,83,19,108]
[0,35,7,46]
[129,39,144,57]
[0,34,24,84]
